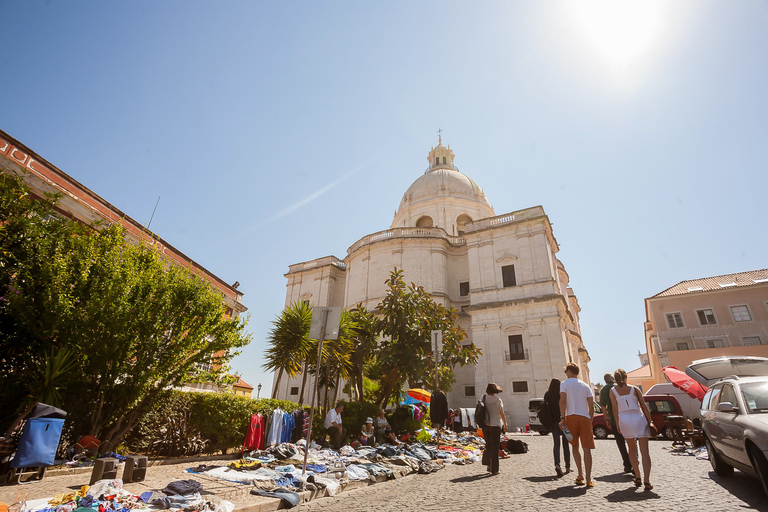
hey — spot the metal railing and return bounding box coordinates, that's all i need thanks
[505,349,529,361]
[424,163,460,174]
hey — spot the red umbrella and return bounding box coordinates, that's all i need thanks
[407,388,431,403]
[662,366,708,401]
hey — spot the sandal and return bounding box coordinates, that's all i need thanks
[634,477,642,487]
[586,481,596,488]
[574,477,585,485]
[644,482,653,491]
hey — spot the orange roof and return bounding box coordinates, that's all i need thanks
[232,376,254,390]
[651,268,768,298]
[627,365,651,378]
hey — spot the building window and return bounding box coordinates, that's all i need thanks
[676,342,690,351]
[502,265,517,287]
[743,336,762,346]
[459,281,469,297]
[508,335,525,360]
[730,305,752,322]
[289,386,299,395]
[707,339,724,349]
[512,381,528,392]
[443,156,447,164]
[666,313,684,329]
[416,215,433,228]
[465,386,475,397]
[696,309,717,325]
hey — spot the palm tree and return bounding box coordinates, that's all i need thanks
[262,301,313,398]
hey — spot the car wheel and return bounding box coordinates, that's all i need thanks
[664,426,676,440]
[749,445,768,498]
[593,425,608,440]
[706,436,734,477]
[540,430,549,436]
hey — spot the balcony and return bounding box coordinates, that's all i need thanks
[347,227,465,254]
[505,349,529,362]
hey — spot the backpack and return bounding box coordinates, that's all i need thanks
[474,395,489,429]
[537,400,553,426]
[507,438,528,454]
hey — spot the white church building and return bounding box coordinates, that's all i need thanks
[273,138,591,428]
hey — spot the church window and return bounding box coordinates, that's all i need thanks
[416,215,433,228]
[512,381,528,392]
[289,386,299,395]
[456,214,473,235]
[443,156,446,164]
[502,265,517,287]
[459,281,469,297]
[507,335,525,360]
[464,386,475,397]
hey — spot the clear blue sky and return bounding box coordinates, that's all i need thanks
[3,1,766,393]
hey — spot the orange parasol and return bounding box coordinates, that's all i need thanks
[407,388,432,403]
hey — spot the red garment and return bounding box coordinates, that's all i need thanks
[242,413,265,452]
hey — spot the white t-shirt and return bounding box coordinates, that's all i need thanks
[324,409,342,429]
[560,377,594,419]
[484,394,504,427]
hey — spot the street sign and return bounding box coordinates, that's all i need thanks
[431,330,443,363]
[309,306,342,340]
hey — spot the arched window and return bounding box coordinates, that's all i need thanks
[456,214,473,235]
[416,215,433,228]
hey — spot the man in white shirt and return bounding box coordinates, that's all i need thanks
[558,362,596,487]
[324,403,346,450]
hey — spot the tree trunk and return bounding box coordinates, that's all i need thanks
[272,368,284,399]
[298,358,309,405]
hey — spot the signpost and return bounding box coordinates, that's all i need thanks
[431,330,443,447]
[302,307,342,481]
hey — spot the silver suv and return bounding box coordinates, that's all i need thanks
[687,356,768,496]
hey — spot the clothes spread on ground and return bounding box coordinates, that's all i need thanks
[250,488,300,508]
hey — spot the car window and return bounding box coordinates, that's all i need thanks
[740,382,768,413]
[702,389,713,410]
[708,385,723,410]
[720,384,738,408]
[649,400,673,413]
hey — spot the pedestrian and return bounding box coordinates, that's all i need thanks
[599,372,633,474]
[360,417,375,445]
[481,382,508,476]
[544,378,570,477]
[610,368,654,490]
[558,362,596,488]
[324,403,347,450]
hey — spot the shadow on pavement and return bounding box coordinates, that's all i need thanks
[596,472,634,483]
[703,471,768,510]
[540,485,588,499]
[522,475,560,483]
[450,473,494,483]
[604,487,660,502]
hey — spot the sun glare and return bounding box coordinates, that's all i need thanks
[568,0,666,66]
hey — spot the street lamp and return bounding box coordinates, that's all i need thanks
[257,383,262,398]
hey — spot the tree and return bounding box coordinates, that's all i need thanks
[347,306,378,402]
[373,268,481,407]
[262,301,313,399]
[0,171,252,450]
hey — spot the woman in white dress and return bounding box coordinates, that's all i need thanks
[610,368,655,490]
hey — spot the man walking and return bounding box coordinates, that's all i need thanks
[599,372,633,473]
[559,363,596,487]
[324,403,347,450]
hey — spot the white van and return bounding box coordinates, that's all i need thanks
[644,383,701,422]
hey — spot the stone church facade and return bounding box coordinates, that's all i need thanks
[274,138,590,428]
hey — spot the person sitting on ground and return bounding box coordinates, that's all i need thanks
[374,409,399,444]
[324,403,347,450]
[360,417,375,445]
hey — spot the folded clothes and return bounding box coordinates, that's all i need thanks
[162,479,203,496]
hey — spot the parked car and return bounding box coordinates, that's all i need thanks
[528,398,549,435]
[592,394,683,440]
[645,383,702,423]
[686,356,768,497]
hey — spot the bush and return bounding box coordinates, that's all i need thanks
[338,402,380,442]
[123,391,304,456]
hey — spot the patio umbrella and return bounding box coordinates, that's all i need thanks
[662,366,708,401]
[406,388,431,403]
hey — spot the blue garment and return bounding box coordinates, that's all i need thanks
[250,489,300,508]
[280,412,295,444]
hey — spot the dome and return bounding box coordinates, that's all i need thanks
[391,139,495,234]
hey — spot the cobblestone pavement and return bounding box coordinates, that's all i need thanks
[1,435,766,512]
[297,435,768,512]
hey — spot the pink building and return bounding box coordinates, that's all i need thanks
[644,269,768,384]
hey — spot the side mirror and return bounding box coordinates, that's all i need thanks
[717,402,738,413]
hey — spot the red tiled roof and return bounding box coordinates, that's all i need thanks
[651,269,768,298]
[233,376,254,390]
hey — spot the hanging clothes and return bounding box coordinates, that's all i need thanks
[280,410,296,444]
[430,390,449,426]
[291,410,306,443]
[266,408,284,446]
[242,413,265,452]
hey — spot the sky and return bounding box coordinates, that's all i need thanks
[2,1,767,393]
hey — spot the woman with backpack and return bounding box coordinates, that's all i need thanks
[480,382,507,475]
[544,378,571,477]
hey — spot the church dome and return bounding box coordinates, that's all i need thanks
[391,138,495,234]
